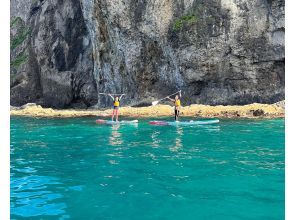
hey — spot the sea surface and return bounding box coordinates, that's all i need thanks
[10,117,285,219]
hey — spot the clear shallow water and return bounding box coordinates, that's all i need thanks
[11,117,285,220]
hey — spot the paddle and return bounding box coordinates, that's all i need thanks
[152,90,181,106]
[99,93,125,96]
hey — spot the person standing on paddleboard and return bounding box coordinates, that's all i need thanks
[108,94,125,122]
[167,91,181,121]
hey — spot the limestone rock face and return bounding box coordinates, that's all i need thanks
[10,0,97,108]
[10,0,284,108]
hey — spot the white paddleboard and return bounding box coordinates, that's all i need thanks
[149,119,220,126]
[96,119,138,125]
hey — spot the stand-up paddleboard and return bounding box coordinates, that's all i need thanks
[96,119,138,125]
[149,119,219,126]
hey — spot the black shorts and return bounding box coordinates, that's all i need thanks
[113,106,119,109]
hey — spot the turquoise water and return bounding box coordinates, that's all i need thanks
[11,117,285,219]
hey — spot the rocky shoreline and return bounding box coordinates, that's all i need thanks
[10,101,285,119]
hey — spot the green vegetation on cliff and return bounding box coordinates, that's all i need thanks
[10,17,29,70]
[11,52,28,68]
[11,28,31,50]
[10,17,23,28]
[173,15,197,31]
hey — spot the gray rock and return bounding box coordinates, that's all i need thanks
[274,100,285,109]
[10,0,285,108]
[20,103,37,109]
[10,105,20,110]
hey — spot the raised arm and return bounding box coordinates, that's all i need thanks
[119,94,125,100]
[108,94,114,100]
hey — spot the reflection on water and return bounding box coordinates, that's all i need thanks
[170,126,183,152]
[109,124,123,146]
[151,131,161,148]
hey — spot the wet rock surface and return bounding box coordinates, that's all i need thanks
[10,0,284,108]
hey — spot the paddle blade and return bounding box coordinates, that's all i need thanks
[152,101,159,106]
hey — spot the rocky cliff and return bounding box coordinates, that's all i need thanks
[10,0,285,108]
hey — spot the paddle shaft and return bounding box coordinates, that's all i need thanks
[99,93,125,96]
[158,90,181,101]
